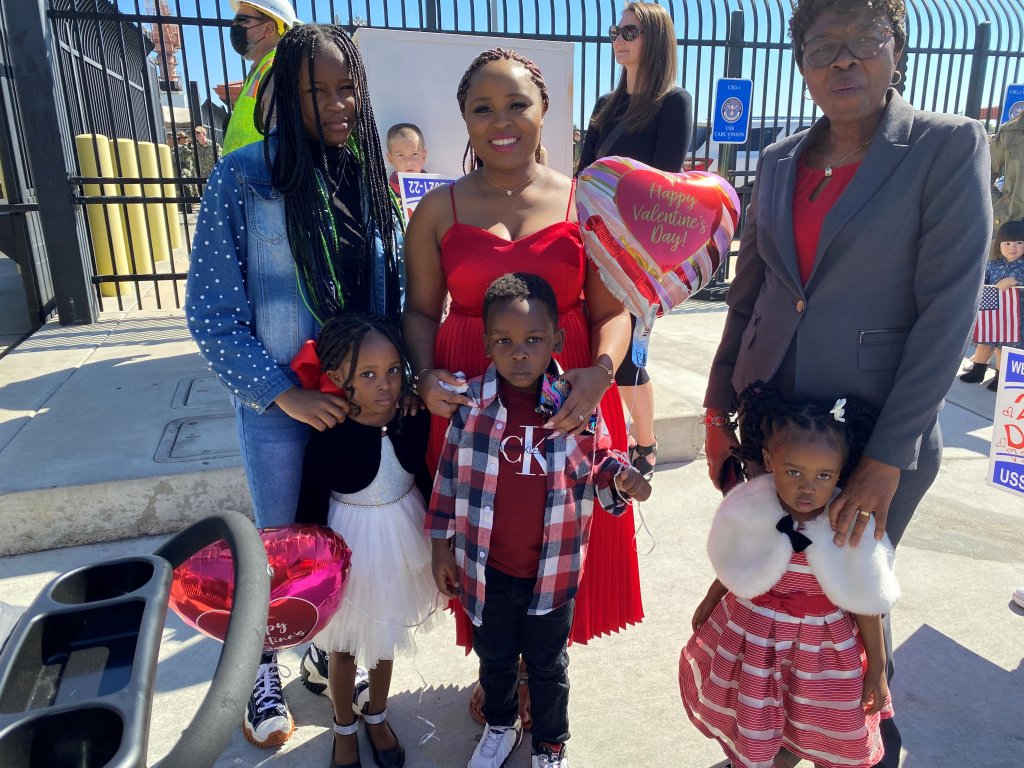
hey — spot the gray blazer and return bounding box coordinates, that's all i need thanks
[705,91,992,471]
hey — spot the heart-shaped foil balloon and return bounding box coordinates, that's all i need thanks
[577,157,740,366]
[169,524,351,651]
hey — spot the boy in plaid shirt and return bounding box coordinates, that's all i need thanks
[426,273,651,768]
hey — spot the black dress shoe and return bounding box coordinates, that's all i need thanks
[988,375,1000,391]
[331,719,361,768]
[361,707,405,768]
[960,363,988,383]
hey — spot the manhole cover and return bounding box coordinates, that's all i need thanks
[154,414,239,462]
[171,376,231,410]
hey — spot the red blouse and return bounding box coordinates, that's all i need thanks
[792,157,860,285]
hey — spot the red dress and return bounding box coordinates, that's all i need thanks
[679,550,892,768]
[427,183,644,650]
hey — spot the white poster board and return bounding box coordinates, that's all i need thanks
[988,345,1024,498]
[355,28,575,178]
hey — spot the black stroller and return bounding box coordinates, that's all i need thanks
[0,512,269,768]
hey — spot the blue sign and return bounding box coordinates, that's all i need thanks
[1001,84,1024,126]
[712,78,753,144]
[991,460,1024,494]
[1006,346,1024,384]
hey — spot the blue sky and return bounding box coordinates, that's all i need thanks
[117,0,1024,132]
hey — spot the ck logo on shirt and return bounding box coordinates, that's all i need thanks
[499,425,548,476]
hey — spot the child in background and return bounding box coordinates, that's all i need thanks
[426,273,651,768]
[960,219,1024,390]
[386,123,428,197]
[680,381,899,768]
[294,312,438,768]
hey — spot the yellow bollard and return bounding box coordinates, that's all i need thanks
[110,138,153,274]
[74,134,131,296]
[158,143,183,250]
[137,141,170,262]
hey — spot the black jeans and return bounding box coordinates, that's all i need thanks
[472,566,573,750]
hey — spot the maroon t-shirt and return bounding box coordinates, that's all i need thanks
[490,381,549,579]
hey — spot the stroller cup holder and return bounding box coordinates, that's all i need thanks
[0,512,269,768]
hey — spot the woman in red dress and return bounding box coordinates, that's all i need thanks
[403,48,642,723]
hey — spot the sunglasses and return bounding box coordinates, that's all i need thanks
[802,31,893,68]
[608,24,644,43]
[232,14,267,27]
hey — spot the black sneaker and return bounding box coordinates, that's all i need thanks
[300,643,331,699]
[242,651,294,748]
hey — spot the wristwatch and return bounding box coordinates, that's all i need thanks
[702,412,734,428]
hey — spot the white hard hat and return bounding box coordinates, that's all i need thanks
[230,0,299,32]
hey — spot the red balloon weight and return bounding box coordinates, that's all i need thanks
[169,524,351,651]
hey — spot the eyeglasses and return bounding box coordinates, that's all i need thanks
[802,31,893,68]
[608,25,643,43]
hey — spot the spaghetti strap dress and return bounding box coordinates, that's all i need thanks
[427,181,644,651]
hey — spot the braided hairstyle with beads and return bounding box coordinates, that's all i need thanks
[734,380,877,484]
[317,311,410,418]
[258,24,402,326]
[456,48,549,173]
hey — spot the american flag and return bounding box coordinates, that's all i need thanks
[973,285,1020,344]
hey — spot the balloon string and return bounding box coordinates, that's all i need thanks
[620,366,657,557]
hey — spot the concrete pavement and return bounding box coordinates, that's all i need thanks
[0,300,1021,766]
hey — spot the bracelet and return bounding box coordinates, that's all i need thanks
[702,412,735,429]
[591,362,614,385]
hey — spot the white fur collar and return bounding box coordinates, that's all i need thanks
[707,474,900,615]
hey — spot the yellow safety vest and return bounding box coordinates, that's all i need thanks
[223,49,276,155]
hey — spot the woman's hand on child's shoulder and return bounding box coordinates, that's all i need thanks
[615,466,652,502]
[274,386,349,431]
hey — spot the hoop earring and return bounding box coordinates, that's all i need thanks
[802,81,813,101]
[890,70,903,86]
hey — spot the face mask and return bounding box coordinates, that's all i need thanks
[230,23,256,57]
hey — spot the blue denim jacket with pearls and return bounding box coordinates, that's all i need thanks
[185,137,398,413]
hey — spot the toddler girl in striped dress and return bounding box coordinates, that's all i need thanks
[679,382,899,768]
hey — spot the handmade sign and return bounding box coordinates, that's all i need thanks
[577,157,740,366]
[169,524,351,650]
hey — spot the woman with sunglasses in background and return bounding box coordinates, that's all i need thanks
[576,2,692,479]
[703,2,990,765]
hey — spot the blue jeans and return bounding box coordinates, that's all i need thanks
[234,399,311,528]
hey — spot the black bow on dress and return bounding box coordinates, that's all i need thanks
[776,515,812,553]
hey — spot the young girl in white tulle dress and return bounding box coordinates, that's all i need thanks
[679,381,900,768]
[295,312,439,768]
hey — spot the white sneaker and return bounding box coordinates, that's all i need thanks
[468,719,523,768]
[533,742,569,767]
[1013,587,1024,609]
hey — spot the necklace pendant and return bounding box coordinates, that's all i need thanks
[506,190,512,196]
[824,165,833,178]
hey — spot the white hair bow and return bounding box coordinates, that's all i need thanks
[830,398,847,423]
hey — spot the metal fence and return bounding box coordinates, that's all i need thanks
[2,0,1023,321]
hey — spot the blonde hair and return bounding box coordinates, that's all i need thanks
[593,2,678,134]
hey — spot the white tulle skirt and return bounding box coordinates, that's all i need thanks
[313,485,440,670]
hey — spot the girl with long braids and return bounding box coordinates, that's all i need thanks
[185,23,403,751]
[402,48,638,748]
[294,312,438,768]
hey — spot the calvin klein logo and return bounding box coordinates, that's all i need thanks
[499,426,548,476]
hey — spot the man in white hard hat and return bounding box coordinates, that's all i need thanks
[222,0,299,154]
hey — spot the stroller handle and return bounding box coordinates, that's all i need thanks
[152,511,269,768]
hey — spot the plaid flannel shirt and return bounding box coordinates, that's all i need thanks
[425,363,630,627]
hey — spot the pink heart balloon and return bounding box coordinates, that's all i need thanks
[169,524,351,651]
[613,167,725,272]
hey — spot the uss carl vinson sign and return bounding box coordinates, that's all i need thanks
[988,346,1024,499]
[711,78,753,144]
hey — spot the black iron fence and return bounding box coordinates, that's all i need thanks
[1,0,1023,320]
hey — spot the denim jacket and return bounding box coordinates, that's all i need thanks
[185,137,400,413]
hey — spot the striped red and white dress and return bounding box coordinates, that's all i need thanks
[679,550,892,768]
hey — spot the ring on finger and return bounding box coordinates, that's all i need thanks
[577,414,585,421]
[857,509,871,518]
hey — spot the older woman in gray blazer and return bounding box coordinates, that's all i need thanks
[704,1,990,764]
